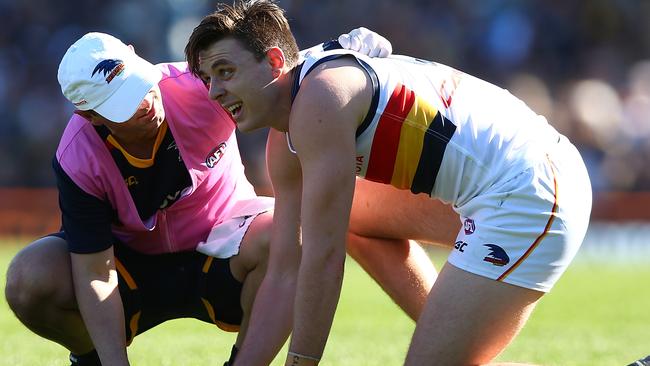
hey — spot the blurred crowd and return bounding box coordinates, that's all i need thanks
[2,0,649,193]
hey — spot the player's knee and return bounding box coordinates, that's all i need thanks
[5,245,66,320]
[5,251,39,317]
[235,212,273,275]
[345,232,366,259]
[252,212,273,261]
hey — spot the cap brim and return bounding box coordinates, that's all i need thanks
[94,58,162,123]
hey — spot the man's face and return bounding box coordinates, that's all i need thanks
[84,84,165,141]
[197,37,277,132]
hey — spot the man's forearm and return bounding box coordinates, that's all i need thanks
[77,278,129,365]
[235,273,296,365]
[73,266,129,365]
[287,250,345,364]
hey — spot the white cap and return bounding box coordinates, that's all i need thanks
[57,32,162,123]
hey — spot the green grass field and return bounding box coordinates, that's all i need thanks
[1,239,648,365]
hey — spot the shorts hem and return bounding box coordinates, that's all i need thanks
[446,259,552,293]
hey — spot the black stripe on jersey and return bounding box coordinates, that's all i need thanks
[410,114,457,196]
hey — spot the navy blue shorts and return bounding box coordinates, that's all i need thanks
[51,232,243,344]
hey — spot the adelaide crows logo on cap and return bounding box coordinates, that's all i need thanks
[483,244,509,266]
[92,59,125,84]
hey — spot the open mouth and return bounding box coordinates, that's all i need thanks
[225,103,242,119]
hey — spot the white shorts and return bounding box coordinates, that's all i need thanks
[196,196,275,258]
[448,136,592,292]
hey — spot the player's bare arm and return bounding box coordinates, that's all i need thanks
[233,129,303,365]
[284,58,373,365]
[70,247,129,365]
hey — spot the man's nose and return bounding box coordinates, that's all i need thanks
[208,82,225,101]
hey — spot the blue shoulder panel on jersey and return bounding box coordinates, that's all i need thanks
[53,157,115,253]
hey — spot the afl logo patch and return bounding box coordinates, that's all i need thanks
[205,142,227,168]
[463,218,475,235]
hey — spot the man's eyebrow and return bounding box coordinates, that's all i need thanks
[199,52,230,67]
[208,59,230,69]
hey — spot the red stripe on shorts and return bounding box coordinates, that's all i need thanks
[497,155,559,282]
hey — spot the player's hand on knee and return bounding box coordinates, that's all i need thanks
[338,27,392,58]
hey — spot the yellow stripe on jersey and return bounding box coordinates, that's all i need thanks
[391,97,439,189]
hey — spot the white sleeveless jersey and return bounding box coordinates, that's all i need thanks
[294,48,560,206]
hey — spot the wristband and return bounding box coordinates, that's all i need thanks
[287,351,321,362]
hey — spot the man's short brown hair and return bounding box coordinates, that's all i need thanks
[185,0,300,76]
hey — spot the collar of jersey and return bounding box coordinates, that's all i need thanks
[106,121,168,168]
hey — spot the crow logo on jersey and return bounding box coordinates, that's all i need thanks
[92,59,125,84]
[205,142,227,168]
[483,244,509,266]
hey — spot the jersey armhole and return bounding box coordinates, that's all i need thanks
[290,53,380,140]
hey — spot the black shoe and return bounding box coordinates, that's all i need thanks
[628,355,650,366]
[223,345,238,366]
[69,350,101,366]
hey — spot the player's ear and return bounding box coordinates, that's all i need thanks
[266,47,285,79]
[127,44,135,53]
